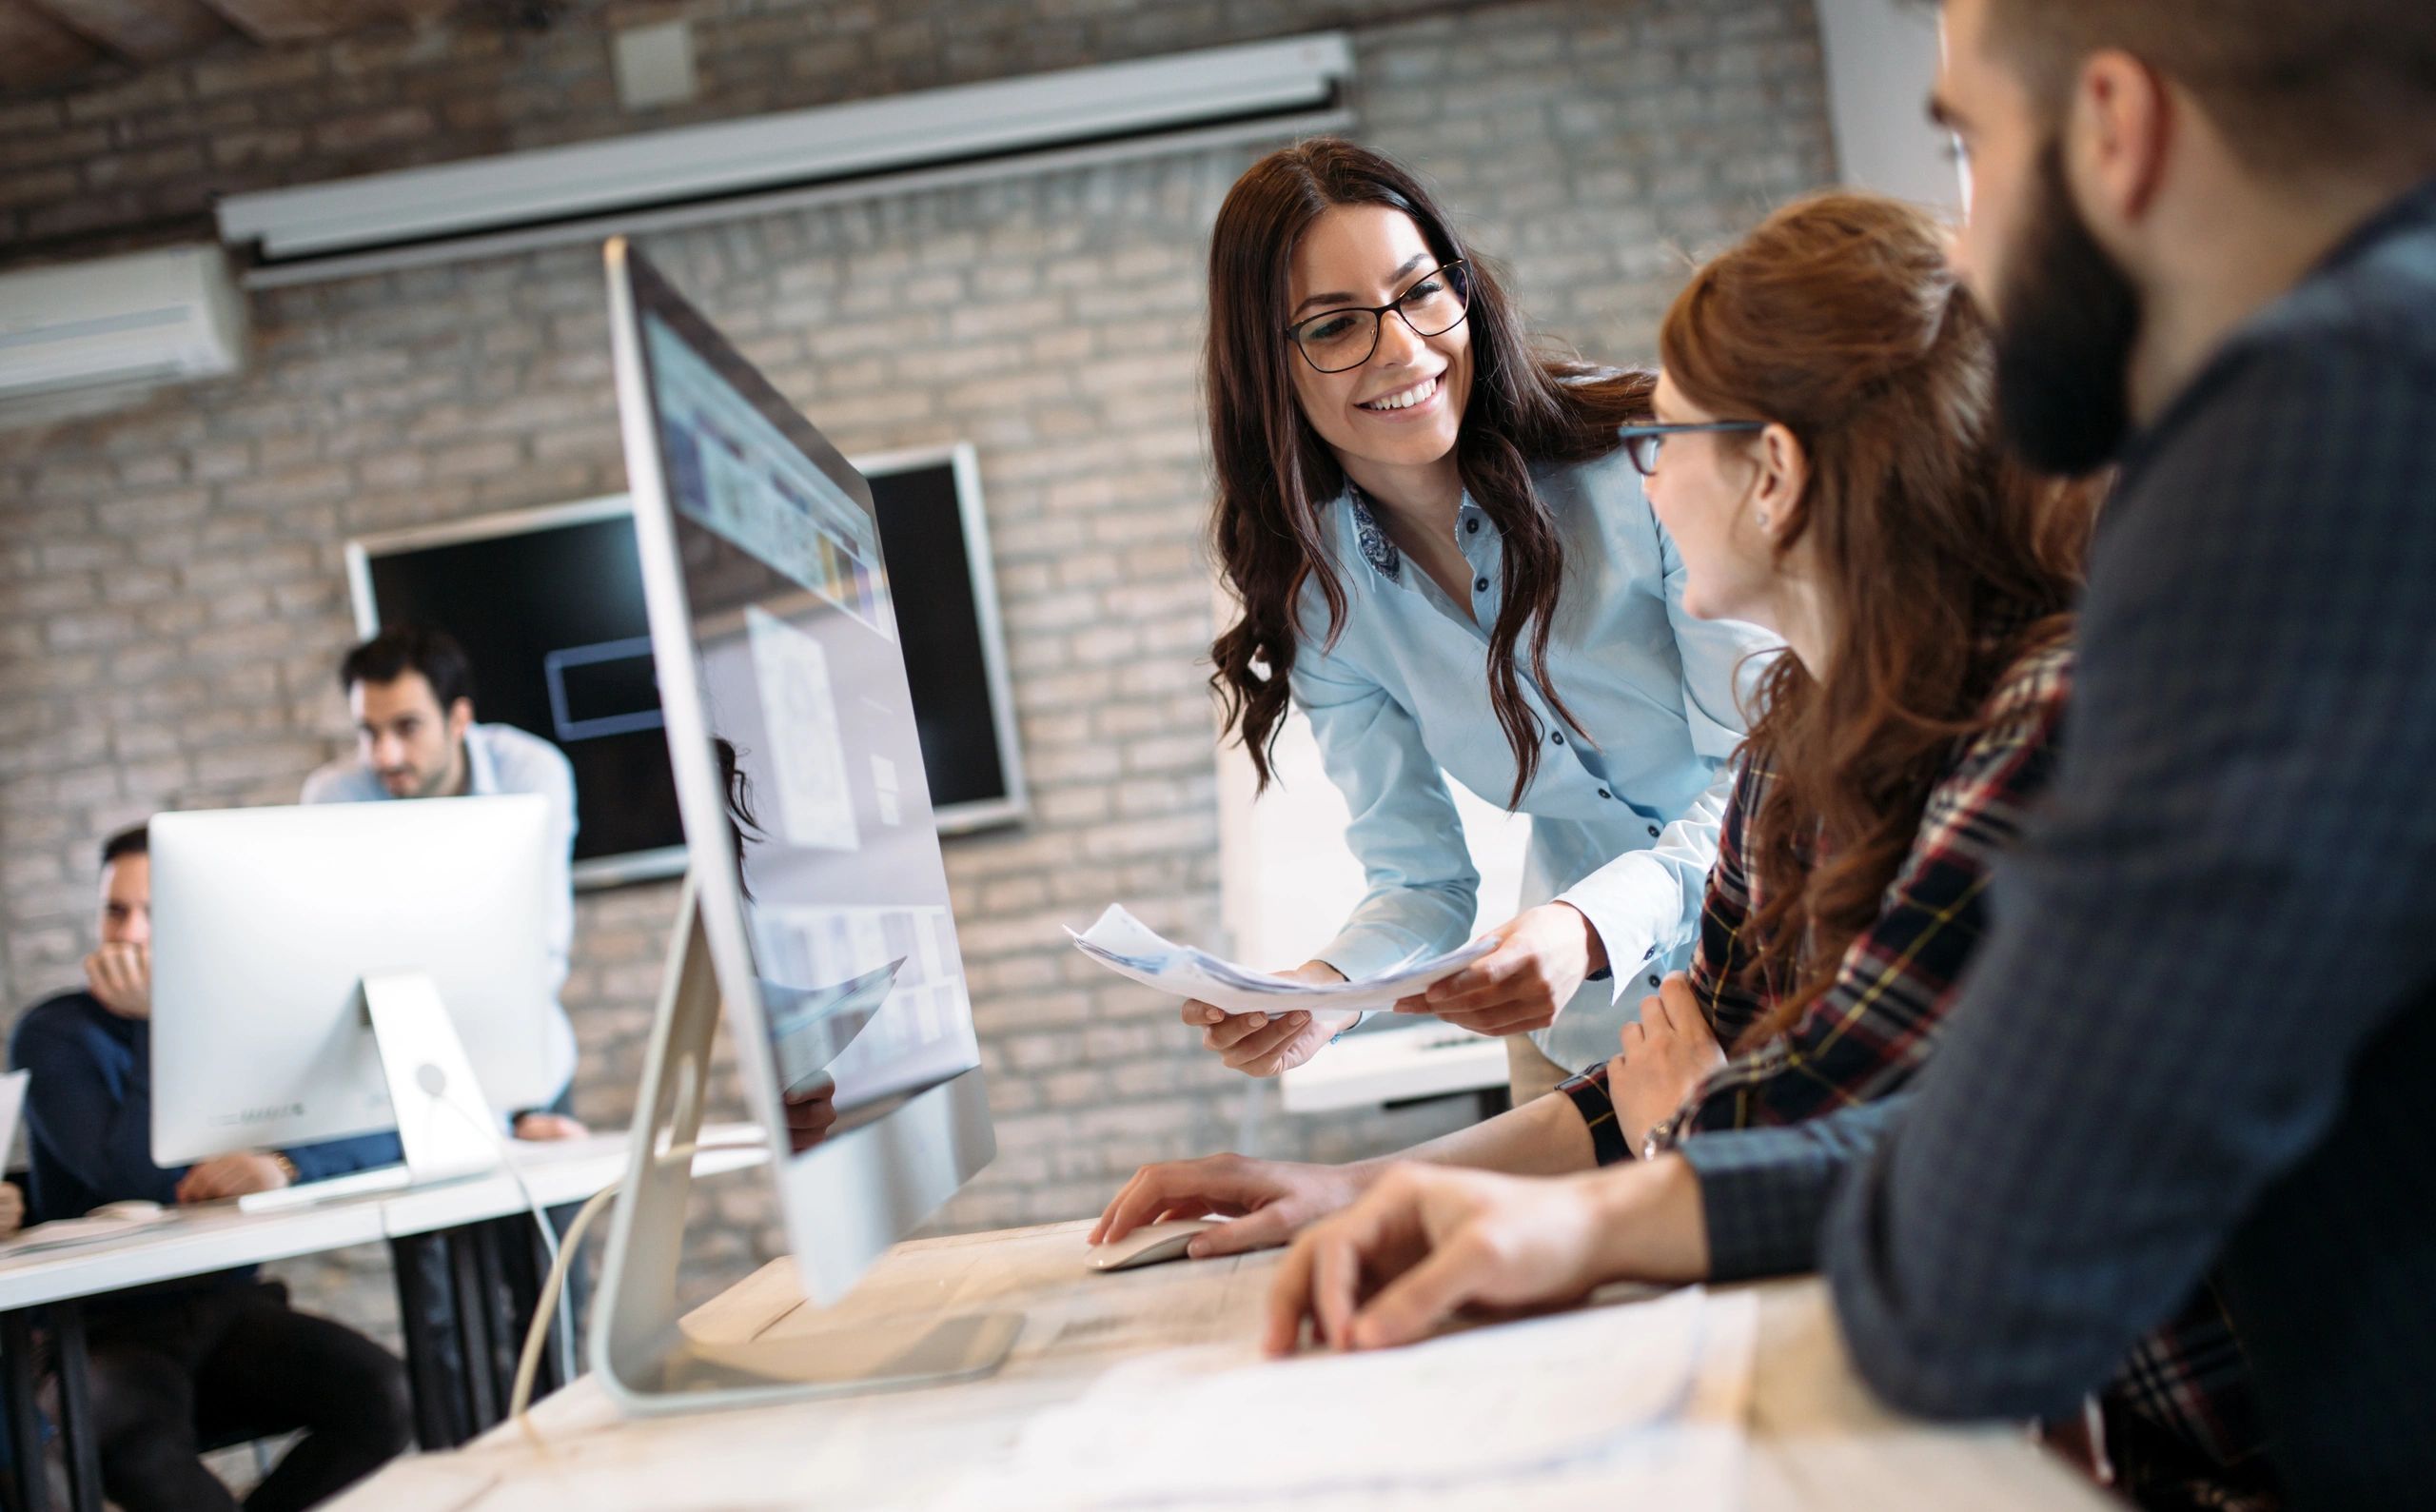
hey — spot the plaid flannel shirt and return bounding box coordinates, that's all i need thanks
[1554,641,2275,1509]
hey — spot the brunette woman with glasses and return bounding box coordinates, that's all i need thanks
[1186,138,1778,1104]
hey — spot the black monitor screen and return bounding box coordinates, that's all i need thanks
[355,459,1018,883]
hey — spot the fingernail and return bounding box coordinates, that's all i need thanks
[1247,1013,1267,1029]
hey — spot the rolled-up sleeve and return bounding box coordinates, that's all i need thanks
[1290,648,1481,980]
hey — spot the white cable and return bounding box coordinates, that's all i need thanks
[508,1135,768,1450]
[431,1094,583,1385]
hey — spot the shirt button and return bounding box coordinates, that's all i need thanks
[1597,788,1611,799]
[1550,732,1564,746]
[1647,975,1661,989]
[1647,825,1660,837]
[1465,518,1481,534]
[1641,946,1656,961]
[1474,577,1489,593]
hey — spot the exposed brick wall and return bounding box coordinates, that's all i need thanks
[0,0,1834,1347]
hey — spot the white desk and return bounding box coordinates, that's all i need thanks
[1280,1020,1511,1114]
[0,1127,766,1512]
[0,1128,765,1307]
[326,1221,2120,1512]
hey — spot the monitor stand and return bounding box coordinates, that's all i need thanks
[362,972,514,1185]
[590,876,1022,1417]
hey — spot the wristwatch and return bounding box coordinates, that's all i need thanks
[1640,1111,1686,1162]
[268,1152,301,1185]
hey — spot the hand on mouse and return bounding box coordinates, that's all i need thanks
[1090,1153,1378,1259]
[176,1153,291,1204]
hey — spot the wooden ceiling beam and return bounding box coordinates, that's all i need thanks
[191,0,390,44]
[0,0,105,94]
[27,0,232,64]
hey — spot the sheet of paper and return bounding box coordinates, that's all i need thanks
[1068,904,1495,1014]
[933,1286,1757,1511]
[746,605,860,853]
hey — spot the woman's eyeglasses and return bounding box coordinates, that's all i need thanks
[1285,261,1470,374]
[1615,421,1766,477]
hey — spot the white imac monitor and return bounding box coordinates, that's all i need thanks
[606,240,994,1310]
[147,797,560,1166]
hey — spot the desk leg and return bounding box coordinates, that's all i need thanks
[446,1228,500,1431]
[386,1233,472,1451]
[0,1309,47,1512]
[45,1306,98,1512]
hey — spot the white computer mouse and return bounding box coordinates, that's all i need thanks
[88,1199,164,1223]
[1085,1218,1225,1273]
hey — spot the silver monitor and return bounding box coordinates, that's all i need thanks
[592,237,999,1391]
[148,796,560,1166]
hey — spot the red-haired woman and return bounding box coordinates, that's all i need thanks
[1190,138,1777,1102]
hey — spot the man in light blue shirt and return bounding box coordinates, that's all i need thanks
[302,626,583,1127]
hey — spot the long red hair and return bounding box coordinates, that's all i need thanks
[1660,192,2099,1047]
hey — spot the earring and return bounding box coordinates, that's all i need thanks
[1757,510,1771,526]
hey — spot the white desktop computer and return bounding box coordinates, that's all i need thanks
[589,237,1015,1413]
[147,796,562,1194]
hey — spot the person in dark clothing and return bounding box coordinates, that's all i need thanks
[10,824,411,1512]
[1258,3,2436,1508]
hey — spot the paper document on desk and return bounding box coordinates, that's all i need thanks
[1069,904,1494,1014]
[942,1286,1757,1511]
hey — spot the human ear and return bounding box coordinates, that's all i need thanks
[2067,49,2171,236]
[1751,422,1807,541]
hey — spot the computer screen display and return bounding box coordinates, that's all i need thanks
[624,253,982,1140]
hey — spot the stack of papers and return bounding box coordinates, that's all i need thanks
[933,1286,1758,1511]
[1068,905,1494,1015]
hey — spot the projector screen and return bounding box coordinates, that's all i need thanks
[343,443,1027,888]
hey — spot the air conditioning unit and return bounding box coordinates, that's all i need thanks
[0,245,246,403]
[218,32,1356,286]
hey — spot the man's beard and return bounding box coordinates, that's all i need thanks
[1991,144,2144,476]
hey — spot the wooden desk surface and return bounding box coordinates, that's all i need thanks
[327,1221,2122,1511]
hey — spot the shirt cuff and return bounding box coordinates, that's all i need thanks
[1675,1124,1850,1282]
[1555,857,1680,1007]
[1555,1064,1633,1166]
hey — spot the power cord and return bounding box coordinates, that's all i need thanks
[508,1133,770,1449]
[429,1090,586,1386]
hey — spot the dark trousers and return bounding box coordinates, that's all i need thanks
[85,1282,409,1512]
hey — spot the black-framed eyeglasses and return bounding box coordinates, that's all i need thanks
[1615,421,1767,477]
[1285,260,1470,374]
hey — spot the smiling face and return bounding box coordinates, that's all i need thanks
[1643,372,1787,626]
[1283,205,1474,486]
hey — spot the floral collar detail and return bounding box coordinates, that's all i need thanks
[1346,486,1402,584]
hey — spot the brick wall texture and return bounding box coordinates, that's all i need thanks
[0,0,1835,1347]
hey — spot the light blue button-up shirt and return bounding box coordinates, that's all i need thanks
[1293,449,1778,1073]
[302,721,580,1103]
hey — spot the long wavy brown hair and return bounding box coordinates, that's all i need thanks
[1659,192,2098,1049]
[1206,138,1651,805]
